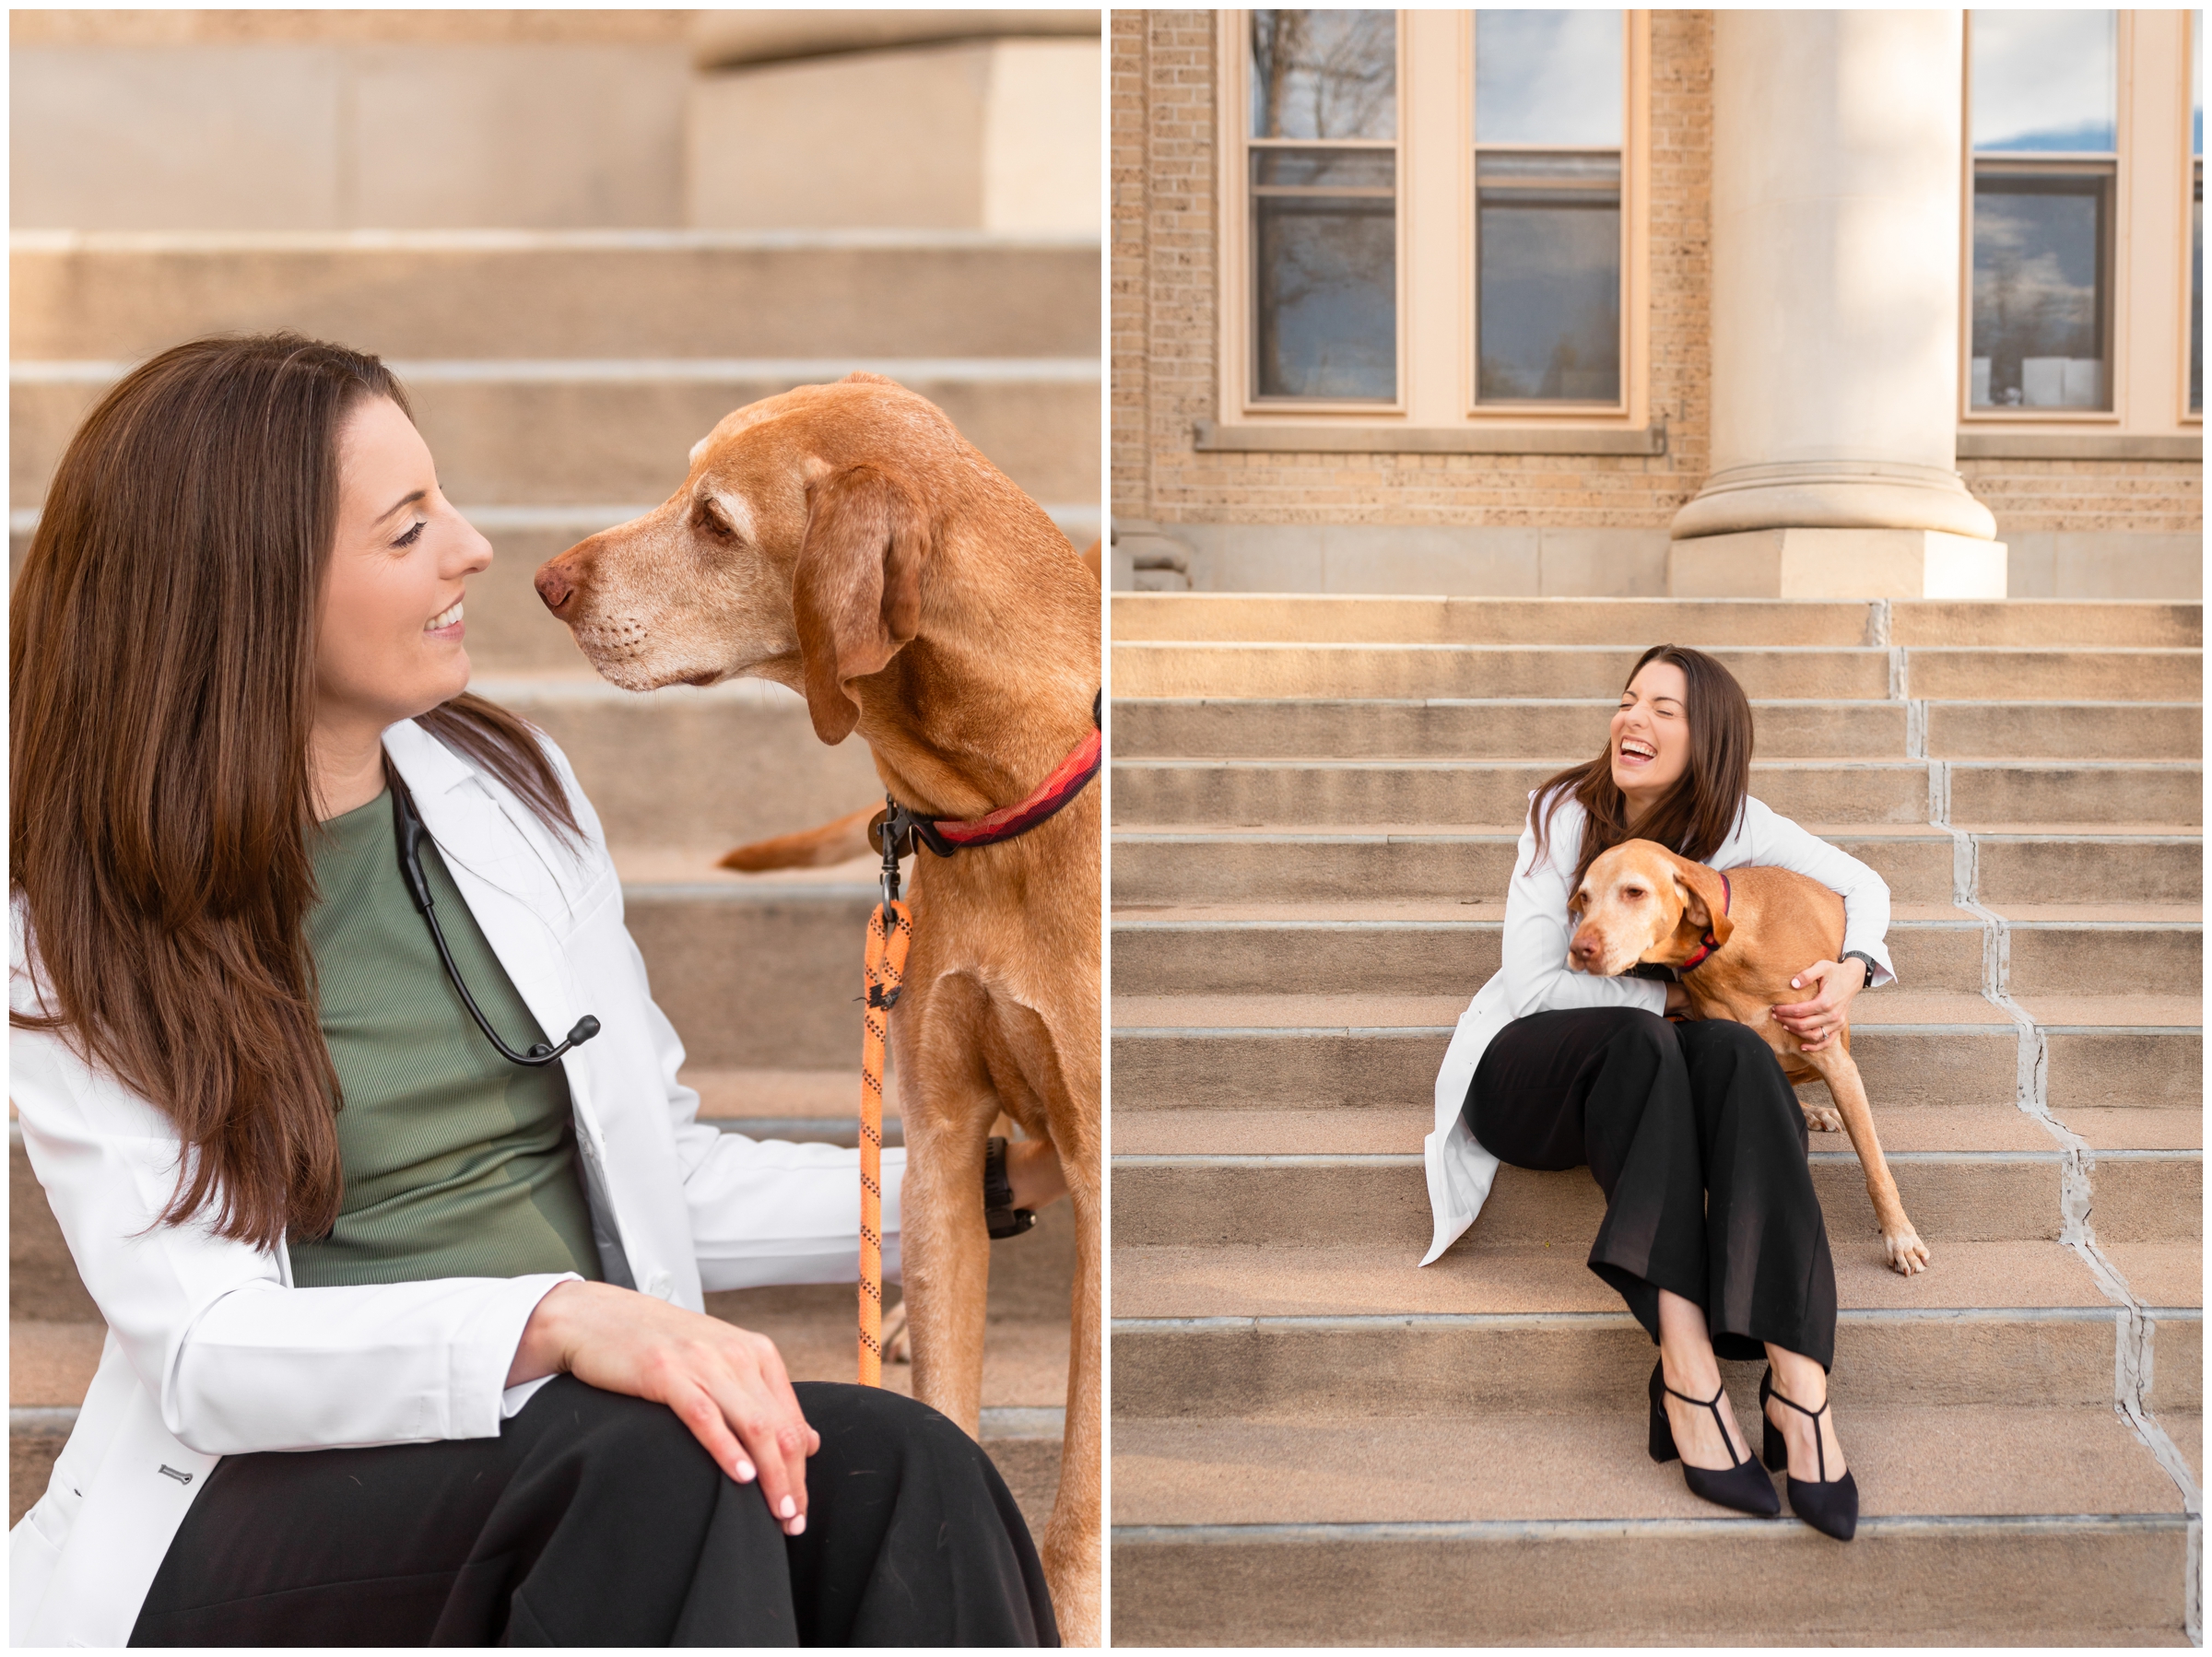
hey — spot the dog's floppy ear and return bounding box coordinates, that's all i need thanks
[1671,857,1735,949]
[792,464,931,745]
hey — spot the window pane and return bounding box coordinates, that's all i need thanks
[2193,169,2203,413]
[1970,11,2117,153]
[1253,147,1396,399]
[1475,10,1623,147]
[1251,10,1396,141]
[1477,155,1621,402]
[1970,170,2111,408]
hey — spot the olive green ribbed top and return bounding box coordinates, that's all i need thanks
[288,788,603,1288]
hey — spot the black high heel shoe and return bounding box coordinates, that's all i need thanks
[1647,1360,1780,1517]
[1760,1366,1859,1541]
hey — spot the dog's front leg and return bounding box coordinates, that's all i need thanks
[1803,1044,1930,1275]
[896,991,995,1438]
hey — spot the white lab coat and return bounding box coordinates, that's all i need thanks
[1421,792,1897,1267]
[8,717,906,1648]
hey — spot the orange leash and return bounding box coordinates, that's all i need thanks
[857,897,911,1387]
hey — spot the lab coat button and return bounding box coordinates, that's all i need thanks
[645,1271,673,1299]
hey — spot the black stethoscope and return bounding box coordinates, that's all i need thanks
[388,774,602,1068]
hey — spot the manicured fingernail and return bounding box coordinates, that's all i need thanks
[735,1460,756,1482]
[786,1515,806,1536]
[779,1496,797,1519]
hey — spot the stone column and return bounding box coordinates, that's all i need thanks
[1669,10,2006,599]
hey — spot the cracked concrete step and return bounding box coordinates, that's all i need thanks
[1110,906,2201,999]
[1112,757,2201,830]
[1109,993,2202,1116]
[1109,1146,2201,1254]
[1110,1408,2192,1645]
[1112,642,2201,705]
[10,239,1102,363]
[1111,825,2201,910]
[1112,697,2203,763]
[1110,1245,2190,1416]
[1109,593,2204,650]
[13,370,1100,512]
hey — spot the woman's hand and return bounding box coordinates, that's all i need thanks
[507,1280,820,1534]
[1006,1136,1069,1211]
[1771,958,1868,1052]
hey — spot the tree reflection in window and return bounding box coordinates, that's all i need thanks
[1249,10,1397,401]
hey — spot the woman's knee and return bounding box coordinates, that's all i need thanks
[1605,1007,1680,1062]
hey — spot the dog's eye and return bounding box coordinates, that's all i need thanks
[1623,887,1644,900]
[691,499,738,543]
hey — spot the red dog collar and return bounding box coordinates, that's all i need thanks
[1677,869,1732,972]
[877,691,1101,861]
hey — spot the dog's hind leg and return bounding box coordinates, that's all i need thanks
[1804,1043,1930,1276]
[1041,1123,1101,1645]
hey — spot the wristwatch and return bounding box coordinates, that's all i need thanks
[983,1136,1036,1240]
[1841,949,1881,987]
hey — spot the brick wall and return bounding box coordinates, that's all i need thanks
[1116,9,1715,534]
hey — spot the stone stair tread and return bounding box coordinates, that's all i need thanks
[1985,902,2205,924]
[685,1068,895,1123]
[1112,899,1989,925]
[2008,994,2202,1028]
[1111,1102,2127,1159]
[1954,821,2206,838]
[2163,1412,2203,1484]
[1111,1238,2116,1322]
[1110,1404,2182,1527]
[1117,819,1969,840]
[8,1320,104,1408]
[1112,990,2018,1031]
[2096,1243,2206,1309]
[2061,1107,2206,1153]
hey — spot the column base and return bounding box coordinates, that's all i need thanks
[1666,528,2008,599]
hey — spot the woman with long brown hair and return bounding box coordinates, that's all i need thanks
[1420,645,1895,1541]
[8,335,1059,1646]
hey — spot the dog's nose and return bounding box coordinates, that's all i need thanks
[534,560,574,612]
[1569,931,1599,969]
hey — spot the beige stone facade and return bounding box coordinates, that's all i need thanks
[1112,9,2202,598]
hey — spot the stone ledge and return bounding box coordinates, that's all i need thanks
[1958,431,2204,462]
[1191,419,1668,457]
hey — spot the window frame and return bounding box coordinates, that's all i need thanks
[1216,8,1652,435]
[1957,9,2201,435]
[1465,9,1635,415]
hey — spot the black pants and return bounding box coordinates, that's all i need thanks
[1466,1007,1837,1369]
[131,1376,1057,1647]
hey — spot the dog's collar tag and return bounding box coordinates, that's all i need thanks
[1677,869,1732,972]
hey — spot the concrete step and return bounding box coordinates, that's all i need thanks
[1111,825,2201,909]
[13,364,1100,511]
[1112,758,1947,829]
[1109,593,2205,650]
[1109,1145,2201,1254]
[10,234,1103,362]
[1111,1244,2194,1416]
[483,677,886,852]
[1110,1406,2191,1645]
[1110,906,2200,1000]
[1112,697,2202,764]
[1109,993,2202,1116]
[1112,641,2201,704]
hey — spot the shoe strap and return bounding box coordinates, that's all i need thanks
[1661,1378,1747,1472]
[1765,1378,1832,1483]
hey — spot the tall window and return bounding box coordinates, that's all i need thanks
[1967,10,2119,411]
[1473,10,1625,404]
[1248,10,1398,401]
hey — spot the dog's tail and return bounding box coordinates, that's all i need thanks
[718,802,878,872]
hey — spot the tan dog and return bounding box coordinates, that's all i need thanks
[1568,839,1929,1276]
[532,374,1101,1639]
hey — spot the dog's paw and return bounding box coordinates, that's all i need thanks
[1803,1104,1844,1133]
[882,1298,912,1363]
[1883,1228,1931,1276]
